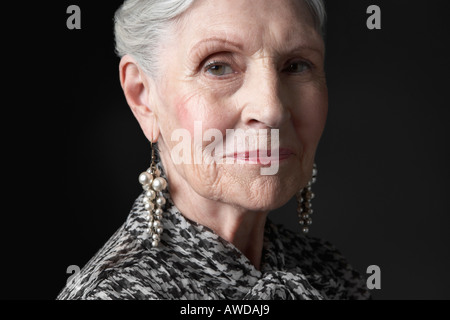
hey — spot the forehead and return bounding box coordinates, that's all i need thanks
[172,0,323,55]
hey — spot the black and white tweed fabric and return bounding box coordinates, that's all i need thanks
[57,192,371,300]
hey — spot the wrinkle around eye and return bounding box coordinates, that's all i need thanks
[186,37,245,75]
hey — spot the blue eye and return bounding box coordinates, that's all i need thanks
[284,61,311,74]
[205,62,234,77]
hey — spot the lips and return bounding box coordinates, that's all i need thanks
[228,148,294,164]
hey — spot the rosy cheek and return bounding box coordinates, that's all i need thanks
[173,93,198,135]
[174,93,233,137]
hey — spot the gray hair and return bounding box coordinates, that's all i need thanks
[114,0,326,76]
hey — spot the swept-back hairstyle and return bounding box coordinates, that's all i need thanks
[114,0,326,76]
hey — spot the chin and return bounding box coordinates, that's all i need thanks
[238,192,293,213]
[231,175,298,212]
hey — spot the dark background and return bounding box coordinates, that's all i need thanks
[3,0,449,299]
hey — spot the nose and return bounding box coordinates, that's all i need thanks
[239,64,291,129]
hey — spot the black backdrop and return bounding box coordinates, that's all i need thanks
[3,0,449,300]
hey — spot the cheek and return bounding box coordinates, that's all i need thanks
[173,93,198,135]
[173,92,238,141]
[294,87,328,151]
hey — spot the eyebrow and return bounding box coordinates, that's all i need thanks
[283,43,324,58]
[188,37,245,57]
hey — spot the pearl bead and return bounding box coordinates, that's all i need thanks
[151,240,159,247]
[156,227,163,234]
[152,234,160,241]
[154,208,163,216]
[156,196,166,207]
[302,227,309,233]
[144,202,154,211]
[298,219,305,225]
[153,220,161,228]
[138,172,153,185]
[152,177,167,192]
[142,197,150,204]
[145,190,156,200]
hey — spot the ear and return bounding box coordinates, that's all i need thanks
[119,55,160,143]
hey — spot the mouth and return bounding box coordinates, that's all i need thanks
[225,148,294,164]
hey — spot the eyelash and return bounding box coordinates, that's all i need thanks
[204,60,226,70]
[283,60,313,73]
[204,60,232,71]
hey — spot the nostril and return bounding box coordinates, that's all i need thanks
[246,118,272,130]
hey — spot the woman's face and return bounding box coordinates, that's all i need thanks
[150,0,327,212]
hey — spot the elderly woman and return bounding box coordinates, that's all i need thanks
[58,0,370,300]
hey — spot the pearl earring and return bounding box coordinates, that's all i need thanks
[138,141,168,247]
[296,163,317,233]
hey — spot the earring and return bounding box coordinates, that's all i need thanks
[138,141,168,247]
[296,163,317,233]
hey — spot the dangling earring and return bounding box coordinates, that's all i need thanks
[138,141,168,247]
[296,163,317,233]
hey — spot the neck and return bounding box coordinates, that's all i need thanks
[160,155,268,269]
[177,192,268,269]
